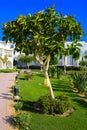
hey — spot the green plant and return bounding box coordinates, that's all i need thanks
[14,102,23,111]
[70,71,87,93]
[54,95,71,114]
[13,111,31,130]
[38,96,51,114]
[56,67,63,79]
[48,66,56,78]
[79,60,87,68]
[38,95,72,114]
[15,72,87,130]
[24,72,34,80]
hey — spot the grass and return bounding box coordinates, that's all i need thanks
[0,68,18,73]
[17,70,87,130]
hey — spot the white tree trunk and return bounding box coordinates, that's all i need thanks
[35,54,55,99]
[44,70,55,99]
[64,55,66,74]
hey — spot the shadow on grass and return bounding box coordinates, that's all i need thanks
[36,73,44,77]
[72,98,87,108]
[18,77,25,80]
[52,81,72,93]
[21,100,41,114]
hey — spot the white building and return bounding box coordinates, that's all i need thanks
[0,41,87,69]
[14,41,87,68]
[0,41,14,69]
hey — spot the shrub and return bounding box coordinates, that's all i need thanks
[38,96,51,114]
[38,95,72,115]
[70,71,87,93]
[79,60,87,67]
[48,66,56,78]
[14,101,23,111]
[56,67,63,79]
[48,66,63,78]
[24,72,34,80]
[54,95,71,114]
[13,111,31,130]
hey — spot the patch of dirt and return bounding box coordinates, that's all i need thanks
[78,93,86,98]
[60,108,75,117]
[84,99,87,102]
[73,88,78,93]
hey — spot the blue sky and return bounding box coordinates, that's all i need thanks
[0,0,87,41]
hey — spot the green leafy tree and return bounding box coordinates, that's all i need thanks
[19,55,34,69]
[2,6,84,99]
[63,42,82,73]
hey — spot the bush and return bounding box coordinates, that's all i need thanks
[24,72,34,80]
[56,67,63,79]
[48,66,63,78]
[38,95,72,115]
[48,66,56,78]
[14,102,23,111]
[70,71,87,93]
[13,111,31,130]
[54,95,71,114]
[79,60,87,67]
[38,96,51,114]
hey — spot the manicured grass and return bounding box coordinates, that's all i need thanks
[0,68,18,73]
[17,71,87,130]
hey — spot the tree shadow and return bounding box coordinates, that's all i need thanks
[21,100,41,114]
[18,77,25,80]
[52,81,72,93]
[36,73,44,77]
[0,93,13,100]
[72,98,87,108]
[3,115,15,129]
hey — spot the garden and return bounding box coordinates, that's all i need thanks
[12,68,87,130]
[2,5,87,130]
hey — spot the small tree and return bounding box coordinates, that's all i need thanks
[62,42,82,73]
[19,55,34,69]
[2,6,84,99]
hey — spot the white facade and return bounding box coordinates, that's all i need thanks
[0,41,14,69]
[14,41,87,67]
[0,41,87,69]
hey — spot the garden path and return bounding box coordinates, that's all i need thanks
[0,72,18,130]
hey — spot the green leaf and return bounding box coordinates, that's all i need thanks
[34,35,39,39]
[76,43,83,47]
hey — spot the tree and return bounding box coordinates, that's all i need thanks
[63,42,82,73]
[2,6,84,99]
[19,55,34,69]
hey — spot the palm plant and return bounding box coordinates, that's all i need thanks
[0,56,8,68]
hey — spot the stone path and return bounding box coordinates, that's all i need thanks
[0,72,18,130]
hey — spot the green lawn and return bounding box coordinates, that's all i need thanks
[0,68,18,73]
[17,71,87,130]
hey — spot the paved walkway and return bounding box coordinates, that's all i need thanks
[0,72,18,130]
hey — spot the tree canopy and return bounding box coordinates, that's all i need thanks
[19,55,34,69]
[2,6,84,99]
[2,6,84,58]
